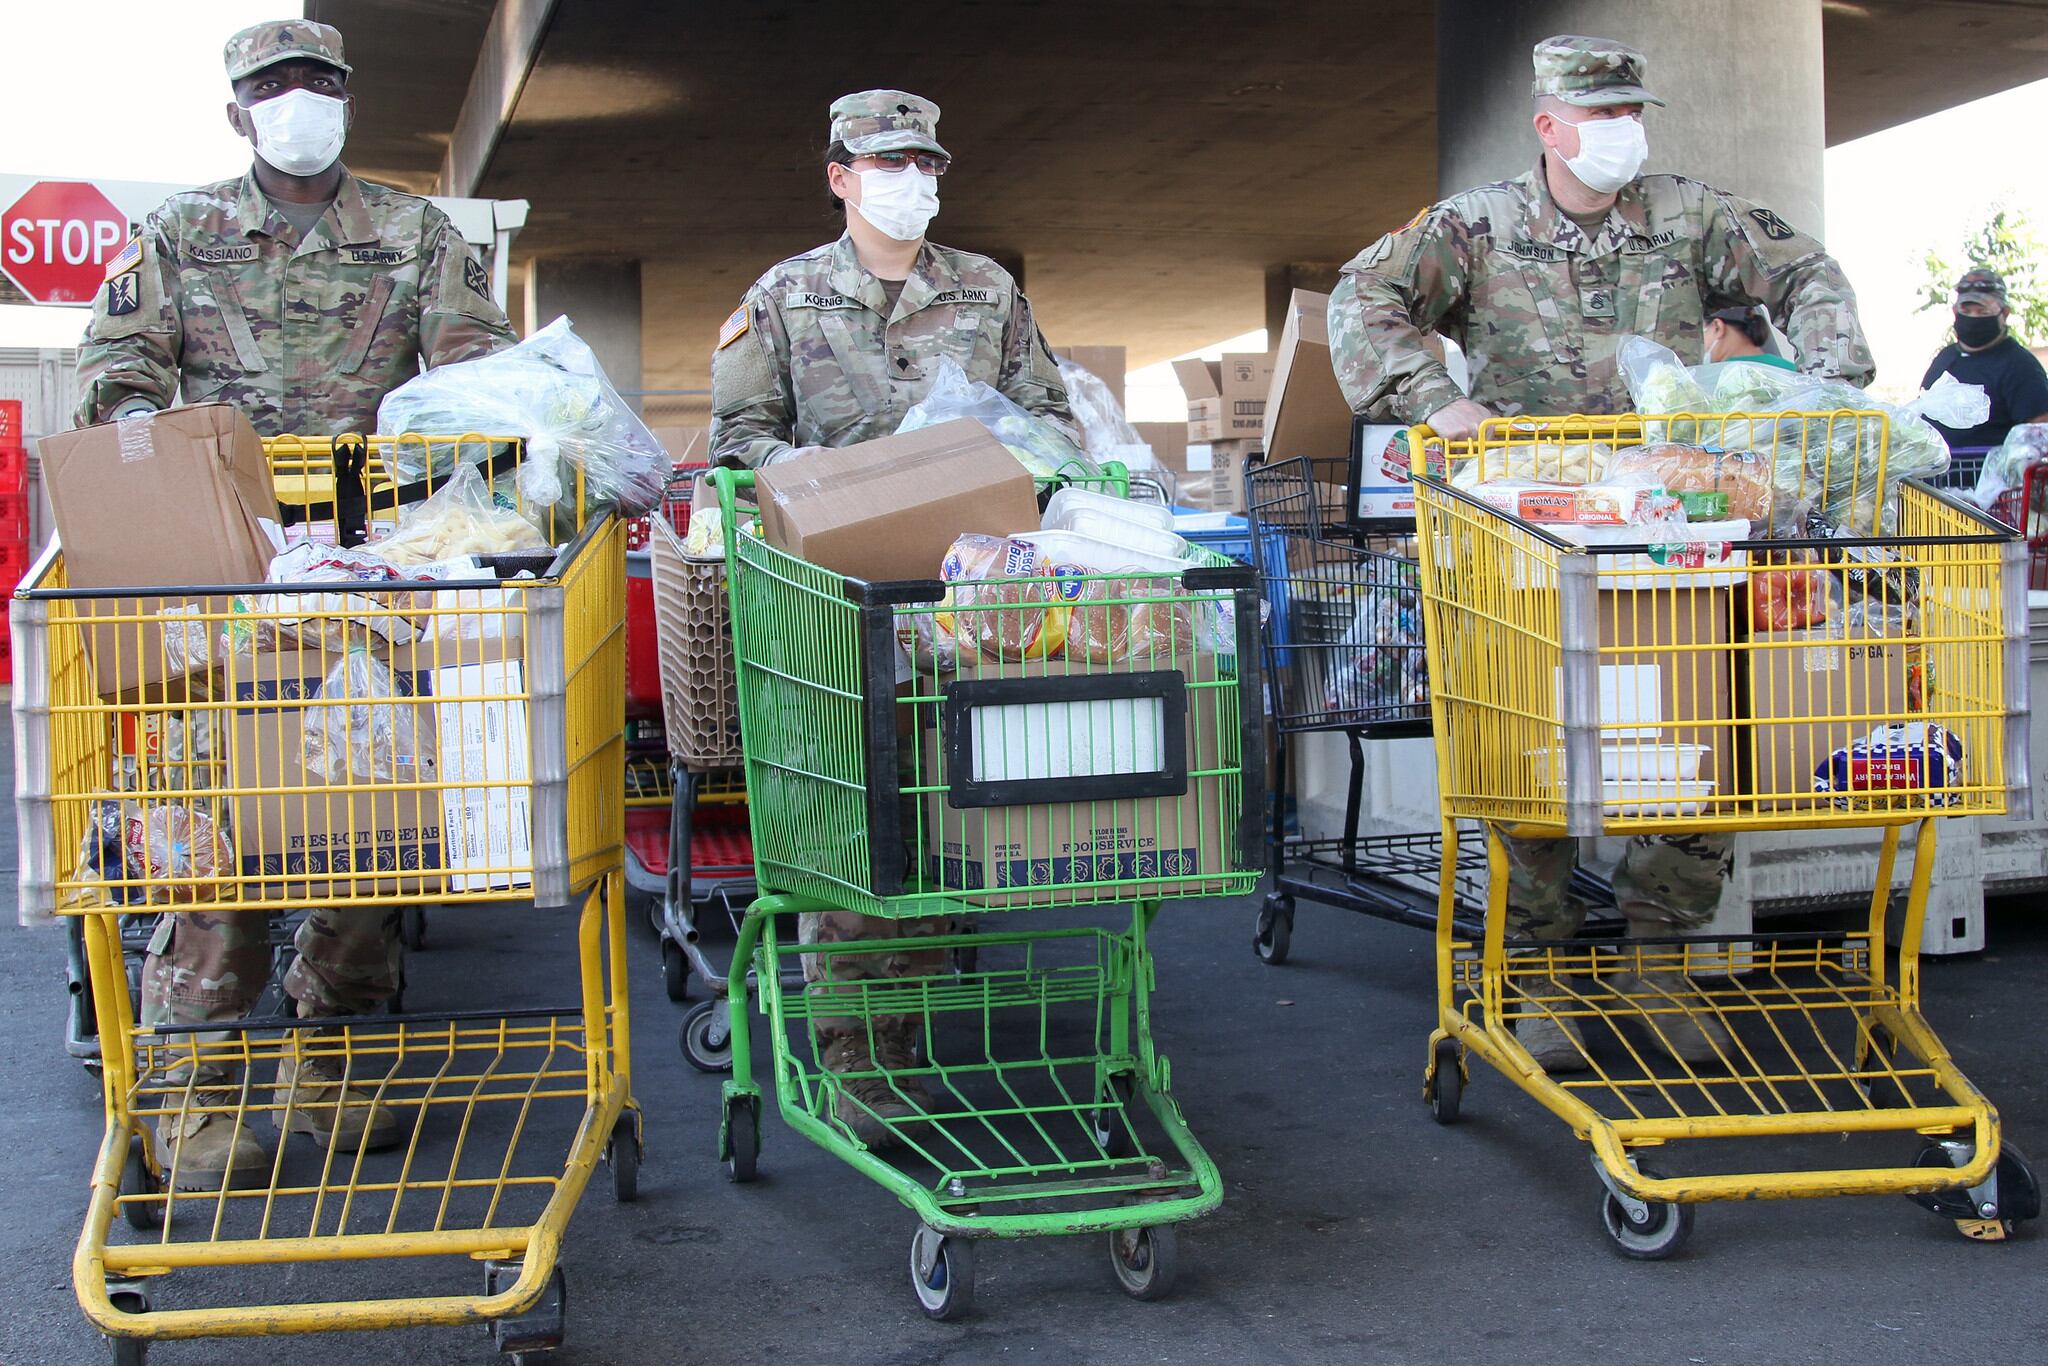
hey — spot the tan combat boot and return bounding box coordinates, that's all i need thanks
[274,1048,405,1152]
[821,1034,917,1150]
[150,1085,271,1190]
[1517,1009,1591,1072]
[872,1017,936,1112]
[1611,966,1732,1065]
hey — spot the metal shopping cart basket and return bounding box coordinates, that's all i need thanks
[1409,410,2040,1258]
[14,432,635,1360]
[707,462,1262,1317]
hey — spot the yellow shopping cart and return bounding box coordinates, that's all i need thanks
[12,434,634,1360]
[1409,411,2040,1258]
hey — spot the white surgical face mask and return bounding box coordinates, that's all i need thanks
[1560,113,1647,194]
[242,88,348,177]
[852,166,940,242]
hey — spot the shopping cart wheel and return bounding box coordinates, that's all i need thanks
[120,1138,162,1231]
[681,1000,734,1074]
[910,1224,975,1321]
[1428,1040,1463,1126]
[607,1121,641,1204]
[724,1095,759,1182]
[661,939,691,1003]
[106,1279,150,1364]
[1108,1223,1178,1301]
[484,1261,566,1356]
[1091,1073,1137,1158]
[1597,1168,1692,1260]
[1253,895,1293,966]
[1909,1139,2040,1239]
[398,906,428,951]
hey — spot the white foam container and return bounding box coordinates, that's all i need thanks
[1602,777,1716,817]
[1041,488,1186,560]
[1532,742,1709,786]
[1013,528,1185,576]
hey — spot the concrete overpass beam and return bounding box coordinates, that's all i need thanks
[524,257,644,399]
[1435,0,1826,234]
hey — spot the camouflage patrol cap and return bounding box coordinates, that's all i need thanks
[1531,34,1664,108]
[1955,268,2008,307]
[224,20,352,82]
[829,90,949,158]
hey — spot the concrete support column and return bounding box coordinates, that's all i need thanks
[523,256,644,397]
[1265,264,1344,346]
[1435,0,1827,235]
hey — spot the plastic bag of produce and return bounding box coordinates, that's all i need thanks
[376,316,670,515]
[301,648,423,784]
[370,462,546,566]
[1968,422,2048,512]
[1055,358,1159,475]
[898,357,1099,480]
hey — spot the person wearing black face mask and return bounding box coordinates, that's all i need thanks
[1919,268,2048,449]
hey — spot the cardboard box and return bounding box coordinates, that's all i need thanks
[229,637,444,901]
[1053,346,1127,408]
[754,419,1041,583]
[649,425,709,465]
[920,655,1244,906]
[1744,626,1910,808]
[1173,354,1274,443]
[1351,423,1420,521]
[1595,588,1735,805]
[1134,422,1191,477]
[1264,290,1356,469]
[38,404,281,698]
[1208,439,1263,514]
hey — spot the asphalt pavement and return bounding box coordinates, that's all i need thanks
[2,782,2044,1363]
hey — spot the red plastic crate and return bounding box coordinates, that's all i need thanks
[0,444,25,493]
[0,399,20,449]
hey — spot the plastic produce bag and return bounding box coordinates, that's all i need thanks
[898,357,1100,480]
[1056,358,1159,475]
[1969,422,2048,511]
[377,316,669,515]
[371,462,547,566]
[301,648,423,784]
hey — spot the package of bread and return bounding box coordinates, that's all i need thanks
[936,535,1066,662]
[1608,443,1771,523]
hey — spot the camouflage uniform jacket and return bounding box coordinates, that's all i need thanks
[710,233,1073,467]
[1329,158,1874,423]
[74,168,515,435]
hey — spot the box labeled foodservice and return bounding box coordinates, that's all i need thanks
[755,419,1041,584]
[1207,438,1262,514]
[1264,290,1356,473]
[921,654,1246,906]
[228,637,444,901]
[1173,354,1274,443]
[1053,345,1127,407]
[1743,625,1910,809]
[38,404,282,699]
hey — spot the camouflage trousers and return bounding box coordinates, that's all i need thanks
[798,909,951,1044]
[1499,830,1732,940]
[141,906,402,1028]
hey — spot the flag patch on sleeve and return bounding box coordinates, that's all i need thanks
[717,303,750,350]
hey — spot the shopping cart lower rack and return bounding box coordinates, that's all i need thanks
[707,465,1262,1317]
[1408,412,2040,1257]
[14,432,636,1360]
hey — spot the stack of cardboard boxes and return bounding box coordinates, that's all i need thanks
[1172,354,1274,513]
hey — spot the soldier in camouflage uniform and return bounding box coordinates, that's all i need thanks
[711,91,1073,1148]
[74,19,516,1187]
[1329,36,1874,1072]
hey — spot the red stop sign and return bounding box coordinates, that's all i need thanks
[1,181,132,305]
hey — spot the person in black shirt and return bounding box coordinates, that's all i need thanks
[1920,268,2048,449]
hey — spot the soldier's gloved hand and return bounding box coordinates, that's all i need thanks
[109,397,159,422]
[1424,398,1492,443]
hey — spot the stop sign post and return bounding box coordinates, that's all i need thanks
[1,181,131,305]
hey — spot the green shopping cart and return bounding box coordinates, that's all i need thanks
[707,464,1262,1318]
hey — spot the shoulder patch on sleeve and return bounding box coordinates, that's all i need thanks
[1747,207,1795,242]
[104,272,141,317]
[1400,205,1431,233]
[104,237,142,281]
[717,303,751,350]
[463,255,491,298]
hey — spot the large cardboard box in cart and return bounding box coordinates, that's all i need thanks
[919,655,1245,906]
[1744,625,1910,810]
[38,404,280,699]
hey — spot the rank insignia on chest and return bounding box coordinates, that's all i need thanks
[463,256,491,298]
[1578,286,1616,320]
[105,273,141,317]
